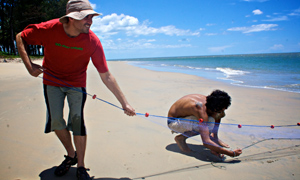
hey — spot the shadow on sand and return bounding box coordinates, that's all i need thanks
[166,143,240,162]
[129,143,300,179]
[40,143,299,180]
[39,166,131,180]
[166,142,300,163]
[129,143,241,180]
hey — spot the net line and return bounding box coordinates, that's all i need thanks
[38,71,300,151]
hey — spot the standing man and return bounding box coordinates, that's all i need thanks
[167,90,242,158]
[16,0,135,179]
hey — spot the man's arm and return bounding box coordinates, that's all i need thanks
[16,32,44,77]
[209,111,230,148]
[199,124,242,157]
[196,108,241,157]
[99,71,135,116]
[210,124,230,148]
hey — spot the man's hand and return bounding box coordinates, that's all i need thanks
[232,148,242,157]
[16,32,44,77]
[123,104,136,116]
[28,63,44,77]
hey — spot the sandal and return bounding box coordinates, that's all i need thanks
[54,152,78,176]
[77,167,91,180]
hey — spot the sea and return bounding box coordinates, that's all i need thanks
[109,53,300,94]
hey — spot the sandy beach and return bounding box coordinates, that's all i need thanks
[1,60,300,180]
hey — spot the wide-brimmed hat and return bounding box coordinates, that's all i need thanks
[59,0,101,23]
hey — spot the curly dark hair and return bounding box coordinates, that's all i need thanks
[205,90,231,112]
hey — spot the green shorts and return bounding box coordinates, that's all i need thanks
[43,85,87,136]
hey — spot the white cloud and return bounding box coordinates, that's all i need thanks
[179,38,190,42]
[101,38,192,50]
[288,13,299,16]
[253,9,263,15]
[127,24,199,36]
[91,13,200,37]
[205,33,218,36]
[270,44,284,50]
[288,7,300,16]
[208,45,232,53]
[227,24,278,33]
[90,3,96,10]
[92,13,139,33]
[206,23,216,26]
[263,16,288,21]
[147,39,156,42]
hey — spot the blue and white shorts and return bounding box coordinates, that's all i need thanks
[168,116,215,135]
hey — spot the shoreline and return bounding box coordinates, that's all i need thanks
[2,57,299,94]
[0,57,42,63]
[0,57,24,63]
[126,60,300,94]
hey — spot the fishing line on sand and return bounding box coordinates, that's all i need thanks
[38,71,300,151]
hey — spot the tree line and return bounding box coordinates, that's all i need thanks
[0,0,68,56]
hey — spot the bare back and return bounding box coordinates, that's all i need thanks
[168,94,208,120]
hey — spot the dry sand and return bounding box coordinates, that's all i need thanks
[1,60,300,180]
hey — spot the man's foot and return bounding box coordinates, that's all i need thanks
[77,167,91,180]
[54,152,78,176]
[210,134,230,148]
[214,138,229,148]
[175,135,193,153]
[218,140,229,148]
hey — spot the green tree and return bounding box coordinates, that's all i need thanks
[0,0,16,54]
[0,0,68,56]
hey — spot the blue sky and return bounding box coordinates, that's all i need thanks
[89,0,300,59]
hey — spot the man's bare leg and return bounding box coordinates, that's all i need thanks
[55,129,86,167]
[55,128,76,158]
[74,135,86,168]
[174,134,192,153]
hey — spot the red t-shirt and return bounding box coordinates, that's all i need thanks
[21,18,108,87]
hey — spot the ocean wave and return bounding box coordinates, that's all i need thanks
[172,64,203,70]
[217,77,244,84]
[125,55,300,94]
[204,68,215,70]
[287,84,300,88]
[216,67,249,77]
[174,64,185,68]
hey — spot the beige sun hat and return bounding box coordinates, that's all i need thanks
[59,0,101,23]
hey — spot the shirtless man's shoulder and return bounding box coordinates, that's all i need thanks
[168,94,207,117]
